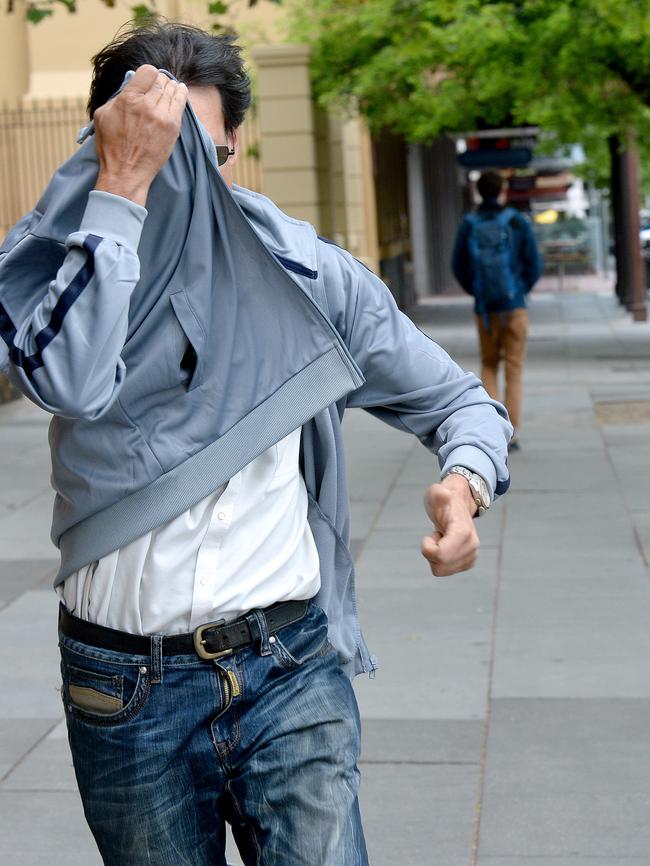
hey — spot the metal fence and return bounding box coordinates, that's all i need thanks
[0,97,263,239]
[0,98,87,238]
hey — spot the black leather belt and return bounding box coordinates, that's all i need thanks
[58,599,310,660]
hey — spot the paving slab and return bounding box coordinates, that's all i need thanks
[0,791,102,865]
[361,718,483,764]
[3,720,77,792]
[629,510,650,567]
[356,544,498,590]
[500,542,641,578]
[492,623,650,699]
[0,558,58,607]
[0,718,58,780]
[349,499,384,542]
[607,447,650,512]
[0,490,58,560]
[355,584,494,720]
[484,699,650,796]
[477,791,650,858]
[359,763,479,866]
[500,452,616,492]
[0,590,62,718]
[476,854,650,866]
[496,575,650,628]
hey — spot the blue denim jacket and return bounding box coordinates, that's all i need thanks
[0,100,511,676]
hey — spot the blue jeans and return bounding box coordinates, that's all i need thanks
[59,602,368,866]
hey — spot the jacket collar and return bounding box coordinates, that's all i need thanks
[231,185,319,277]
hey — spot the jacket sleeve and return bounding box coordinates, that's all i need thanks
[318,240,512,500]
[451,218,475,295]
[0,191,146,420]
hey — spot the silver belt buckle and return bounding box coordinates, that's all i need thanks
[193,619,234,661]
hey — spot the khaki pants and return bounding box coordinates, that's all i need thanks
[476,308,528,432]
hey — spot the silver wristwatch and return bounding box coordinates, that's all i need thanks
[444,466,491,517]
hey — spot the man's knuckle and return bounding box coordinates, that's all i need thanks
[123,91,141,108]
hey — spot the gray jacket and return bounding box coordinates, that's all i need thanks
[0,100,512,676]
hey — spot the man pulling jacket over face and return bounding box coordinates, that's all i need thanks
[0,22,511,866]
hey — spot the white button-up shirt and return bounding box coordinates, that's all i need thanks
[61,428,321,634]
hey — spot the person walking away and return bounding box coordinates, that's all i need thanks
[452,170,542,449]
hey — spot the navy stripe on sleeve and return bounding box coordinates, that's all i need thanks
[495,477,510,496]
[0,302,17,348]
[0,234,102,381]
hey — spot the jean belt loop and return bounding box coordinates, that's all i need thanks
[246,609,272,656]
[150,634,163,684]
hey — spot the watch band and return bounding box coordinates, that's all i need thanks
[443,466,491,516]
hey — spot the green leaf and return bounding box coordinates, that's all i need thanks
[131,3,157,24]
[208,0,228,13]
[25,4,54,22]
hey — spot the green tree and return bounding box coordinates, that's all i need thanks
[289,0,650,315]
[290,0,650,176]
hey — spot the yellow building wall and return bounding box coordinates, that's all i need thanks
[26,0,180,99]
[0,4,30,103]
[21,0,288,102]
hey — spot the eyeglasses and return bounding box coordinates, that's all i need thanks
[215,145,235,166]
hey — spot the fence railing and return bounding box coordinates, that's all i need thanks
[233,115,263,193]
[0,98,263,240]
[0,98,88,239]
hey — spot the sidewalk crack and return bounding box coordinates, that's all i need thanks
[0,716,63,786]
[470,494,507,865]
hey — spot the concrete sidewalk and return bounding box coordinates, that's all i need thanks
[2,290,650,864]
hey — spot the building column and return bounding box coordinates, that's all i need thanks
[316,111,379,271]
[252,44,320,226]
[0,4,29,105]
[407,143,433,299]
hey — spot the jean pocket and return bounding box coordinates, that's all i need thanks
[67,666,123,714]
[269,609,334,672]
[61,648,151,727]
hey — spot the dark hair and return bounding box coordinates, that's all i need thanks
[88,22,251,132]
[476,171,504,202]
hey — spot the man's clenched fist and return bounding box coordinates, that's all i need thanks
[94,65,188,207]
[421,474,480,577]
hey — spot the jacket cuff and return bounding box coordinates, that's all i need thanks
[79,190,148,251]
[440,445,501,501]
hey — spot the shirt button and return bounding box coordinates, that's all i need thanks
[199,577,207,586]
[217,512,226,521]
